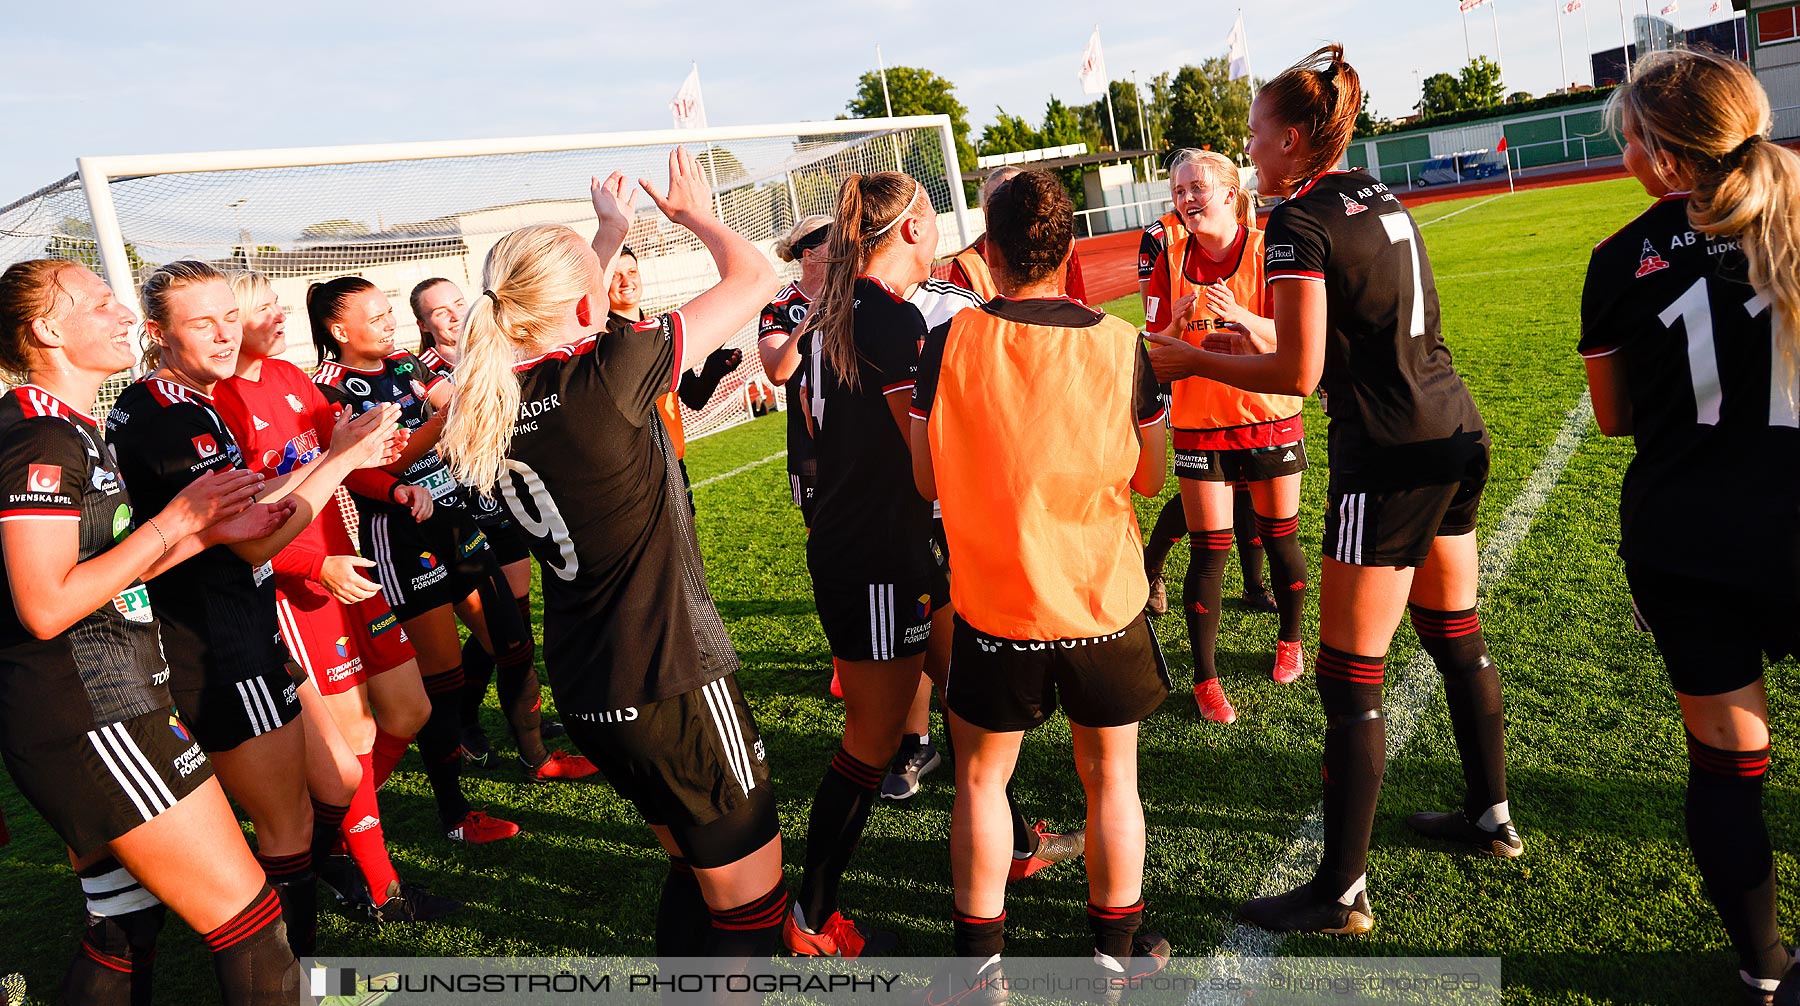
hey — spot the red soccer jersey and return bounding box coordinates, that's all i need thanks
[213,360,398,598]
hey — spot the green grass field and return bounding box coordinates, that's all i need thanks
[3,178,1794,1005]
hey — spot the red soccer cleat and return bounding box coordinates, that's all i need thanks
[1008,821,1086,881]
[782,905,895,958]
[1194,678,1237,724]
[444,810,520,844]
[1272,640,1306,684]
[525,749,599,782]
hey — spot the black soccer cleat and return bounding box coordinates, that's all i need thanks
[1238,880,1374,936]
[924,955,1008,1006]
[1406,809,1524,858]
[1085,932,1172,1006]
[1240,585,1280,614]
[315,854,369,908]
[367,880,462,924]
[458,726,495,769]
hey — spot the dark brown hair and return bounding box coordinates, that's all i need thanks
[307,275,377,361]
[0,260,80,384]
[983,169,1073,287]
[1259,44,1362,184]
[793,171,923,392]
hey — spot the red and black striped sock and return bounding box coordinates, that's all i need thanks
[1256,513,1307,643]
[496,642,547,767]
[1686,731,1786,980]
[706,882,789,956]
[205,886,299,1001]
[1314,644,1387,901]
[1182,530,1234,683]
[952,909,1006,960]
[1087,898,1144,963]
[797,748,883,929]
[63,857,167,1006]
[1410,604,1508,821]
[1144,495,1188,578]
[254,849,314,958]
[1233,485,1266,589]
[307,798,349,882]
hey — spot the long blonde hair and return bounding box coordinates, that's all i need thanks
[774,214,833,263]
[1611,48,1800,406]
[793,171,922,392]
[439,224,601,492]
[1169,148,1251,226]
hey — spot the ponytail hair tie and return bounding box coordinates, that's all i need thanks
[482,289,499,304]
[1728,133,1765,163]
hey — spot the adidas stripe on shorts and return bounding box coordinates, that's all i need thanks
[811,570,949,662]
[1322,445,1488,569]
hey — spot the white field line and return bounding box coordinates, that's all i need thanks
[690,450,786,490]
[1191,393,1594,1000]
[1437,261,1585,281]
[1416,194,1507,228]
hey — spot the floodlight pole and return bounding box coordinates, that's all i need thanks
[76,158,137,307]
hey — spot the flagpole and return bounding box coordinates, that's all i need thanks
[1133,70,1152,180]
[1240,8,1257,102]
[1584,3,1595,85]
[1617,0,1633,80]
[1463,9,1474,63]
[1491,0,1505,77]
[1095,24,1121,157]
[877,44,902,172]
[1555,0,1569,91]
[689,62,724,219]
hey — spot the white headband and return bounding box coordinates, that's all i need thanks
[868,180,923,238]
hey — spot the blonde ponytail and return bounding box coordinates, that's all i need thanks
[1613,48,1800,409]
[440,224,601,492]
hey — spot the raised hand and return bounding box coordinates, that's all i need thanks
[394,483,434,523]
[591,171,637,233]
[1202,282,1242,325]
[638,147,714,227]
[1167,292,1199,332]
[158,467,265,539]
[331,402,402,469]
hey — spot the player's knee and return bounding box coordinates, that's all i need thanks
[1408,604,1492,677]
[1316,645,1385,723]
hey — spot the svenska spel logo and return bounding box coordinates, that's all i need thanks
[190,434,219,459]
[26,463,59,493]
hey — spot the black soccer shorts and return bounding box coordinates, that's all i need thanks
[1627,561,1800,697]
[561,673,776,868]
[169,659,302,753]
[945,614,1171,732]
[362,507,503,622]
[1323,446,1489,568]
[812,569,950,663]
[1175,439,1309,483]
[3,706,215,857]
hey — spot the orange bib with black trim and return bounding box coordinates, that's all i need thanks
[1164,226,1300,433]
[927,308,1148,639]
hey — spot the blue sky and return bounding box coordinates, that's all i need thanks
[0,0,1682,200]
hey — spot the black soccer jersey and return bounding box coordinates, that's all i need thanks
[759,282,816,478]
[314,352,464,515]
[799,276,938,582]
[499,310,738,713]
[1264,169,1485,490]
[1580,193,1800,593]
[105,379,286,694]
[1138,220,1170,281]
[0,387,171,746]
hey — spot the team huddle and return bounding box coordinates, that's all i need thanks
[0,41,1796,1006]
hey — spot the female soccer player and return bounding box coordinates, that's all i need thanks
[1149,45,1517,933]
[1581,50,1800,1004]
[1137,179,1274,621]
[410,275,569,772]
[758,214,831,526]
[1145,148,1310,724]
[437,150,788,957]
[784,169,948,957]
[107,260,400,955]
[213,271,459,924]
[0,259,300,1005]
[309,277,577,842]
[912,168,1170,997]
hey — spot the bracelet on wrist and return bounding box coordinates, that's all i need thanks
[145,517,170,553]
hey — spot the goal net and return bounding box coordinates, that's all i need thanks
[0,117,972,440]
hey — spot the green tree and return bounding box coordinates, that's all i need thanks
[1081,79,1152,151]
[44,217,147,275]
[1458,56,1506,109]
[846,66,976,174]
[1417,72,1462,116]
[977,108,1043,157]
[1165,58,1253,156]
[1506,90,1534,104]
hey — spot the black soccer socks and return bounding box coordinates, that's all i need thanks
[1314,645,1387,901]
[797,748,882,928]
[1410,605,1509,823]
[1686,731,1787,982]
[1183,530,1235,683]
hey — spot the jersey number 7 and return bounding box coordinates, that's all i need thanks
[1380,212,1426,338]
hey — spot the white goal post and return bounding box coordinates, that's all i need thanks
[5,116,972,441]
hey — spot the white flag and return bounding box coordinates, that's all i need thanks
[1078,28,1108,96]
[1226,14,1252,81]
[670,65,707,130]
[1459,0,1488,11]
[1563,0,1583,14]
[1709,0,1722,11]
[1660,0,1677,14]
